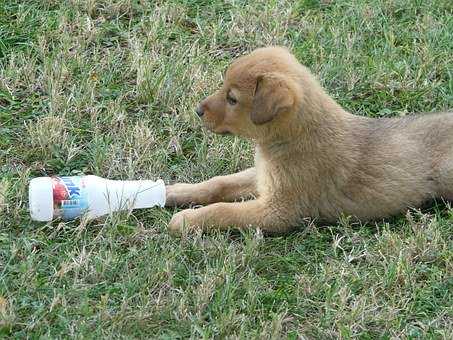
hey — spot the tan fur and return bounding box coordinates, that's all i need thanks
[166,47,453,235]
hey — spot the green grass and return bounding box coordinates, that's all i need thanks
[1,0,452,338]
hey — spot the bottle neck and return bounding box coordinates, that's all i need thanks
[103,179,166,210]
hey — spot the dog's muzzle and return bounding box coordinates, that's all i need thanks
[195,106,204,117]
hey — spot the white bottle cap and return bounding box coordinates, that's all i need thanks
[29,177,54,221]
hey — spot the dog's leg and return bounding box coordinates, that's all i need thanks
[165,168,256,206]
[168,199,295,235]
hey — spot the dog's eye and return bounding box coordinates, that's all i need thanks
[227,93,237,105]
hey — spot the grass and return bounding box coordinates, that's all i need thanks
[0,0,452,338]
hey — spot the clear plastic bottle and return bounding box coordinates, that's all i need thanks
[29,175,166,221]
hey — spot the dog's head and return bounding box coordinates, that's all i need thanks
[196,47,304,140]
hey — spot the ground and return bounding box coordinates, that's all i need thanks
[0,0,452,338]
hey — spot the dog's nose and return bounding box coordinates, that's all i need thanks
[195,105,204,117]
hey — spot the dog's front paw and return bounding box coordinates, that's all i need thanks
[168,209,200,236]
[165,183,195,207]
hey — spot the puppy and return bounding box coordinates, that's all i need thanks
[166,46,453,235]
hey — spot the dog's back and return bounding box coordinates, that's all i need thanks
[333,111,453,220]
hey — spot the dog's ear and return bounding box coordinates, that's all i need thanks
[250,73,295,125]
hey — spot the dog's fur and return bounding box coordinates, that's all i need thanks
[166,47,453,234]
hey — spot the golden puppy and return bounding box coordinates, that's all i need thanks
[166,46,453,234]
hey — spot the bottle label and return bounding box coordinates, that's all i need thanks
[52,176,88,220]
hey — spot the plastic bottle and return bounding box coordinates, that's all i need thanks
[29,175,166,221]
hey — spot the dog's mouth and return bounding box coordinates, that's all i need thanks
[208,126,232,136]
[201,120,232,136]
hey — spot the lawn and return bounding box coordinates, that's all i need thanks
[1,0,452,338]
